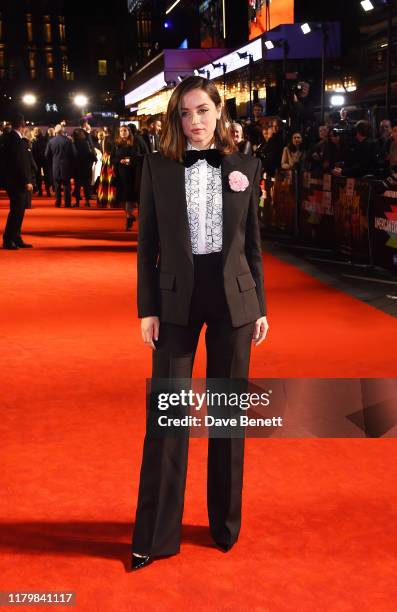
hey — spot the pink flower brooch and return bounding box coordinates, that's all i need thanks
[228,170,249,192]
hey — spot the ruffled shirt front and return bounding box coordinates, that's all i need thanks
[185,141,223,254]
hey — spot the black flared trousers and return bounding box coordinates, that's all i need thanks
[132,253,255,556]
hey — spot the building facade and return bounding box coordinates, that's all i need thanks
[0,0,130,123]
[0,0,70,82]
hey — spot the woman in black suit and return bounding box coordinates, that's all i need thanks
[132,76,269,570]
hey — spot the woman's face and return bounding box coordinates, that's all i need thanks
[330,132,341,144]
[180,88,221,150]
[292,133,302,146]
[119,126,129,139]
[232,124,243,144]
[262,126,272,141]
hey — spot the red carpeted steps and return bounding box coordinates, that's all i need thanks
[1,196,396,611]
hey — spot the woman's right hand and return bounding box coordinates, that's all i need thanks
[141,316,160,349]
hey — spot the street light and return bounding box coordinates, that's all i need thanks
[331,95,345,107]
[300,22,312,35]
[237,51,254,119]
[301,22,328,123]
[212,62,227,99]
[360,0,374,11]
[22,93,37,105]
[195,68,210,79]
[74,94,88,108]
[263,38,290,70]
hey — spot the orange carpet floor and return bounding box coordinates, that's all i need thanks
[1,196,397,611]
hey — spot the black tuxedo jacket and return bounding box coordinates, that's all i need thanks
[2,131,32,192]
[137,151,266,328]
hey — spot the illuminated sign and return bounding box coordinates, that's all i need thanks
[127,0,144,12]
[249,0,294,40]
[125,72,168,106]
[194,37,262,80]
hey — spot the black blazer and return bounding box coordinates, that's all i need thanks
[2,131,32,191]
[45,135,73,180]
[138,151,266,328]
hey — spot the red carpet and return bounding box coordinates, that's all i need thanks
[1,196,397,611]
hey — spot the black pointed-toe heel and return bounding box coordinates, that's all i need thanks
[131,553,153,571]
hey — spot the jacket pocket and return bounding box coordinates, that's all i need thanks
[236,272,256,292]
[159,272,176,291]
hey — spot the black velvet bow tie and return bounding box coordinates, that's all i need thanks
[184,149,222,168]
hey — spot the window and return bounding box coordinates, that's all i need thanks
[44,15,52,42]
[0,48,4,68]
[62,54,69,79]
[26,14,33,42]
[30,68,37,79]
[46,66,54,79]
[59,16,65,41]
[98,59,108,76]
[45,50,53,66]
[0,14,3,40]
[28,50,36,69]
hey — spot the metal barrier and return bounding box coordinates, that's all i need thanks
[264,170,397,273]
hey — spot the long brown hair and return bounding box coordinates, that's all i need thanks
[115,125,134,146]
[159,76,236,162]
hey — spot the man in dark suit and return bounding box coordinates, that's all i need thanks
[45,124,73,207]
[80,119,96,151]
[2,113,34,250]
[142,116,162,153]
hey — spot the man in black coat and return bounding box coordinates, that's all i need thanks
[80,119,96,151]
[45,124,73,207]
[2,114,34,250]
[32,128,51,197]
[142,116,162,153]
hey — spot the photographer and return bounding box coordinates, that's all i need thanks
[281,81,315,138]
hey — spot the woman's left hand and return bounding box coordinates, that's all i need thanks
[252,316,269,346]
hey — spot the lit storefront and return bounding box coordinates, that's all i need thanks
[193,23,341,119]
[124,48,228,122]
[125,22,341,123]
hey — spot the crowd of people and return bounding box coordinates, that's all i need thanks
[232,103,397,185]
[1,103,396,250]
[0,115,163,241]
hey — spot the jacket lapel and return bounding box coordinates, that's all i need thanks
[158,156,193,266]
[221,152,247,264]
